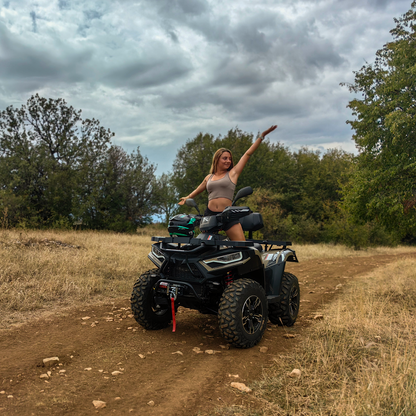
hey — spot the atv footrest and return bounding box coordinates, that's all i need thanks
[267,294,282,304]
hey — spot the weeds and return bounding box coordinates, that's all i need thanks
[224,257,416,415]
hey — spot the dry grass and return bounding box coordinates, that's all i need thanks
[0,229,163,328]
[0,227,414,332]
[294,243,416,262]
[217,256,416,415]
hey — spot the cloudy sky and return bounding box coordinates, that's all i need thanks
[0,0,412,174]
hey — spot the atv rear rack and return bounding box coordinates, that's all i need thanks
[151,236,292,251]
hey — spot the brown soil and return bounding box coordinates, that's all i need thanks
[1,252,415,416]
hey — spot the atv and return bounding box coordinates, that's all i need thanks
[130,186,300,349]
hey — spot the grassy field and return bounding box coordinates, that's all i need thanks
[1,228,416,414]
[0,228,167,327]
[217,256,416,415]
[1,228,415,329]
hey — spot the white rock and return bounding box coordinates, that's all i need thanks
[111,371,123,376]
[84,368,92,371]
[289,369,301,378]
[43,357,59,367]
[230,382,252,393]
[138,354,146,359]
[81,316,91,320]
[228,374,239,378]
[59,370,66,374]
[39,374,49,379]
[92,400,106,409]
[205,349,221,354]
[0,391,5,394]
[313,315,324,320]
[147,400,155,406]
[192,347,203,354]
[7,395,13,399]
[259,346,268,353]
[172,351,183,355]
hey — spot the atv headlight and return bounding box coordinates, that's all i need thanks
[203,252,243,265]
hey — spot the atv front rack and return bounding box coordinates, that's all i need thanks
[151,236,292,251]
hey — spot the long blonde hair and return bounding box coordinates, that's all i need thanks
[209,148,234,174]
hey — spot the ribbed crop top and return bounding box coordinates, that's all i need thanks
[206,172,236,201]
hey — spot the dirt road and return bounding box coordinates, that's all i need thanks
[1,252,414,416]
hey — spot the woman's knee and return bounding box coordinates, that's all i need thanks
[225,223,245,241]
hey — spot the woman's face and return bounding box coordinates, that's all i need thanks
[217,152,232,171]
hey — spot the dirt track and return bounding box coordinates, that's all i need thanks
[1,252,415,416]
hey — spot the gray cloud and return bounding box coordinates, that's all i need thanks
[30,10,36,32]
[0,0,413,173]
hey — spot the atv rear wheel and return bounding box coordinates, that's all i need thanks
[268,272,300,326]
[130,269,172,330]
[218,278,268,349]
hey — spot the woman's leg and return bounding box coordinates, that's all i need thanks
[225,223,245,241]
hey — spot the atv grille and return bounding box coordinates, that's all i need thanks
[164,262,202,282]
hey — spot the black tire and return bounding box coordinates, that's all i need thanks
[130,269,172,330]
[218,278,268,349]
[268,272,300,326]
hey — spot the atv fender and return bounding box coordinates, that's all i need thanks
[264,249,297,298]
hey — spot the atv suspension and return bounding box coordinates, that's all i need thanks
[225,271,233,286]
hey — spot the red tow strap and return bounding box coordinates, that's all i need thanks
[171,296,176,332]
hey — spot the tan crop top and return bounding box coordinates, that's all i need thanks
[207,172,236,201]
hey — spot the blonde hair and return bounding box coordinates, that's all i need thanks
[210,148,234,174]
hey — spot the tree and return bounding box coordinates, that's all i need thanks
[172,128,295,209]
[77,145,158,231]
[342,2,416,236]
[0,94,114,227]
[154,173,180,226]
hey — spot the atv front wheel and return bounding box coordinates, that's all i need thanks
[268,272,300,326]
[130,269,172,330]
[218,279,268,349]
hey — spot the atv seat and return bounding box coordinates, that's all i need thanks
[240,213,264,249]
[240,213,264,233]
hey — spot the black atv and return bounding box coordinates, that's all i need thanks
[130,187,300,349]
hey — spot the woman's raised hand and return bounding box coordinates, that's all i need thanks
[261,125,278,138]
[178,197,187,205]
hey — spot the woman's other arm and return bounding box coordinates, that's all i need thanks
[178,174,211,205]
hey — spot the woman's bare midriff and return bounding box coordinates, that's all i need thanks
[208,197,232,212]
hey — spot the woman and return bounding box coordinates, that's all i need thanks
[179,125,277,241]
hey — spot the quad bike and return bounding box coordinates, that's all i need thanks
[130,187,300,349]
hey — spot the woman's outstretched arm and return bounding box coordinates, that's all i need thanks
[230,125,277,181]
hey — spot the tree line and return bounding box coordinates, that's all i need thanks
[1,3,415,245]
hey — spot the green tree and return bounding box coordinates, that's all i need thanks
[342,2,416,237]
[78,145,158,231]
[172,127,294,210]
[154,173,180,226]
[172,132,217,207]
[0,94,113,227]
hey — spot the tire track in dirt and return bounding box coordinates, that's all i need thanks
[1,252,415,415]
